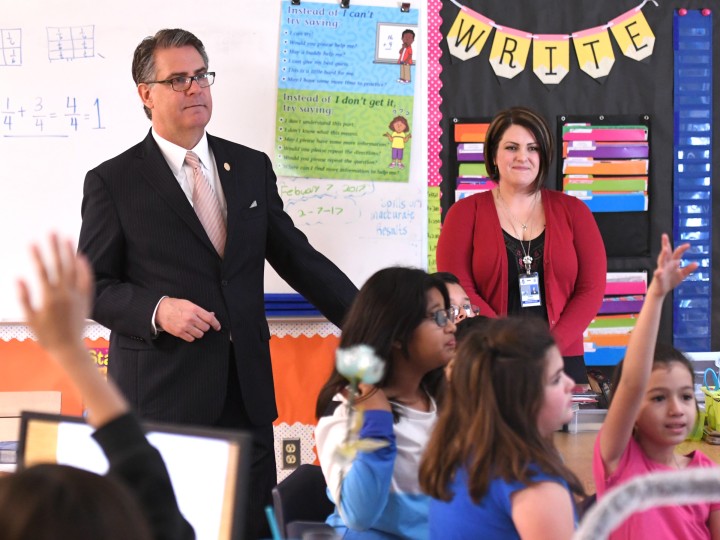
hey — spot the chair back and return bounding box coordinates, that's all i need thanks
[271,464,336,537]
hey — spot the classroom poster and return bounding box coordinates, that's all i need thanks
[275,0,418,181]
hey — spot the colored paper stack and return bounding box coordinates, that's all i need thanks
[454,123,497,201]
[562,123,649,212]
[584,272,647,365]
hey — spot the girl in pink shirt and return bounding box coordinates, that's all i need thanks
[593,234,720,539]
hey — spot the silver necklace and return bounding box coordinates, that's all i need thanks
[496,189,538,232]
[496,190,537,274]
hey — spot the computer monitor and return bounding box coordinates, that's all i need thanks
[17,411,250,540]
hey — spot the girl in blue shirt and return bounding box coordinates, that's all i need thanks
[315,267,457,539]
[420,317,586,539]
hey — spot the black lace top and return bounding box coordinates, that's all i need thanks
[503,228,548,322]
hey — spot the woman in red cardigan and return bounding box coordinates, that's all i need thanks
[437,106,606,382]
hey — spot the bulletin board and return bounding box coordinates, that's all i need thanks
[432,0,720,349]
[0,0,428,322]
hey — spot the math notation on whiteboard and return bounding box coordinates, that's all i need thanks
[47,26,96,61]
[1,25,98,66]
[2,97,105,138]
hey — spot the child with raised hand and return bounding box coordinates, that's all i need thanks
[315,267,457,539]
[593,233,718,539]
[1,235,194,540]
[420,316,583,540]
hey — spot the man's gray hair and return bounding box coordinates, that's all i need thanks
[131,29,209,119]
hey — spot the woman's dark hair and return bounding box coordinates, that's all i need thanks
[0,464,153,540]
[315,267,449,420]
[420,317,585,501]
[484,106,554,192]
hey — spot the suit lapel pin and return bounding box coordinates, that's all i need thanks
[223,162,231,171]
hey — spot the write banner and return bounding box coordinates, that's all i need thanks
[445,0,657,85]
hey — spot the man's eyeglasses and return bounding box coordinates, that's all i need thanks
[427,308,456,328]
[144,72,215,92]
[450,303,480,319]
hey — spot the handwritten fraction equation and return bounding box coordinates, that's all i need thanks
[2,97,105,137]
[1,29,22,66]
[47,26,95,61]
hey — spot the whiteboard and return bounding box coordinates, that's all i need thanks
[0,0,427,321]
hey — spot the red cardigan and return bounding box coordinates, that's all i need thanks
[437,189,606,357]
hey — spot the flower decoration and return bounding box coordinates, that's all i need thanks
[336,344,385,385]
[333,345,389,514]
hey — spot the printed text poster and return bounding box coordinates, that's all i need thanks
[275,1,418,181]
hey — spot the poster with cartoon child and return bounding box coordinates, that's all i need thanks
[397,29,415,83]
[384,116,411,169]
[275,2,417,181]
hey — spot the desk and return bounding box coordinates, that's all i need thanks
[553,432,720,495]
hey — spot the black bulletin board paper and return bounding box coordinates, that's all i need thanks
[437,0,720,348]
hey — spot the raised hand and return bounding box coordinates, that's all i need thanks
[17,234,93,352]
[18,234,129,427]
[649,233,698,298]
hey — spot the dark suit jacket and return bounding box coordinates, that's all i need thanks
[78,131,357,426]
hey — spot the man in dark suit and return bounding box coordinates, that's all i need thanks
[78,28,358,539]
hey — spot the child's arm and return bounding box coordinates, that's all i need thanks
[512,482,575,540]
[17,235,129,428]
[315,386,395,530]
[18,235,195,540]
[710,509,720,540]
[598,234,697,474]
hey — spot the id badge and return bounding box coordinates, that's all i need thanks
[519,273,542,308]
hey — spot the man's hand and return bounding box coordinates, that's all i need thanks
[156,297,221,342]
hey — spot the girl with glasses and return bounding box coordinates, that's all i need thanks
[431,271,480,323]
[315,267,457,539]
[420,316,584,539]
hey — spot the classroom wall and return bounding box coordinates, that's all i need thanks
[436,0,719,348]
[0,327,340,481]
[1,0,428,481]
[0,0,428,321]
[0,332,338,424]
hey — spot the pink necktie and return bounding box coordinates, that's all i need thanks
[185,151,226,257]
